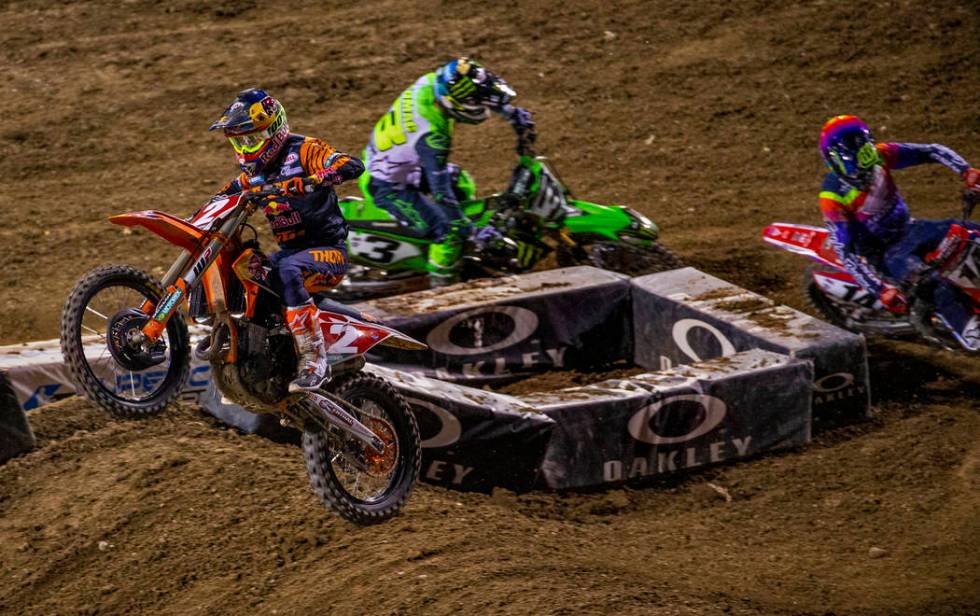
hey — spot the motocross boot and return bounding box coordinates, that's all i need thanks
[427,236,463,288]
[286,300,331,393]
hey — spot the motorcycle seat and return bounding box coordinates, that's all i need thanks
[315,295,385,325]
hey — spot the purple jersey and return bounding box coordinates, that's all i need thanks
[819,142,969,293]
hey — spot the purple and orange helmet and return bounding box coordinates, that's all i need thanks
[211,88,289,176]
[820,115,881,188]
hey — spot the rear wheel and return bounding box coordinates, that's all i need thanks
[302,373,421,524]
[559,241,684,276]
[59,265,190,419]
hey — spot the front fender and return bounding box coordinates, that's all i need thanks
[110,210,204,252]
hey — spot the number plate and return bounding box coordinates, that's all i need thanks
[528,168,567,220]
[189,195,242,230]
[348,233,421,264]
[946,241,980,290]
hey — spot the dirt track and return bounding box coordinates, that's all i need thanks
[2,0,980,614]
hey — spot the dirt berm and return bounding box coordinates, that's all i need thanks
[2,0,980,613]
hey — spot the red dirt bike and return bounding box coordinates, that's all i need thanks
[59,184,424,523]
[762,191,980,350]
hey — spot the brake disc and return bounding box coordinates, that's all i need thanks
[107,308,168,371]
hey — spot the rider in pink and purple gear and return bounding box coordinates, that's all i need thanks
[818,115,980,348]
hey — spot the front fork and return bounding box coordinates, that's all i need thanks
[139,204,253,346]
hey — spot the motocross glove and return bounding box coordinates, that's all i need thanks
[508,106,535,132]
[314,168,344,186]
[273,177,311,196]
[879,286,908,315]
[964,167,980,191]
[470,225,503,244]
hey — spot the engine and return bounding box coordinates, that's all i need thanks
[236,321,296,405]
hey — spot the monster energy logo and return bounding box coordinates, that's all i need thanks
[450,78,476,98]
[515,242,539,267]
[426,133,449,151]
[857,142,879,168]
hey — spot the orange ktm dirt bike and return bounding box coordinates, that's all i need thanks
[59,183,424,524]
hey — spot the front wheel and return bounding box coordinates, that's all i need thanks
[59,265,191,419]
[558,240,684,276]
[302,373,421,524]
[804,266,853,330]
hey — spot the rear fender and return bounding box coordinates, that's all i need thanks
[320,311,426,356]
[462,198,490,222]
[340,195,392,222]
[762,223,840,268]
[346,228,429,271]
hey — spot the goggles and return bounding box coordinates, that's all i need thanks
[228,131,268,155]
[226,111,285,155]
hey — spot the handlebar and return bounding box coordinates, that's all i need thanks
[515,127,537,157]
[243,176,320,199]
[244,185,283,198]
[196,177,321,225]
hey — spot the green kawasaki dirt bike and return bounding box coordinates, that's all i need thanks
[334,139,682,300]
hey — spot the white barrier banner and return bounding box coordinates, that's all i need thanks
[0,332,212,411]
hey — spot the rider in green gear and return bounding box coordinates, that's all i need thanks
[363,57,535,285]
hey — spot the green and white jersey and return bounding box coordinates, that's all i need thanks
[365,73,454,189]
